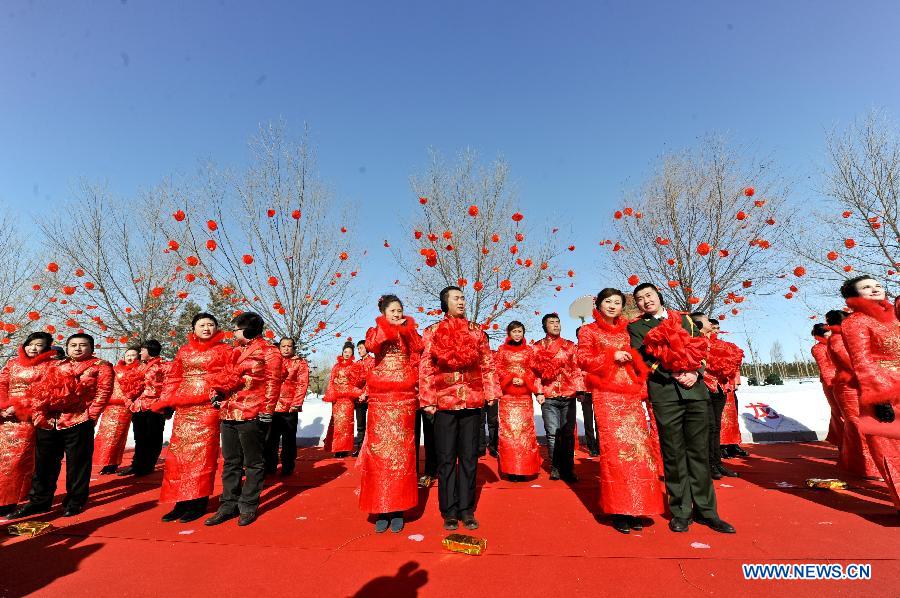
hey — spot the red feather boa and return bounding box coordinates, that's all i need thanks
[706,336,744,380]
[643,311,708,372]
[31,365,92,412]
[846,297,898,323]
[116,362,145,400]
[430,317,481,370]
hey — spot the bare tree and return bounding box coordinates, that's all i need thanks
[39,182,188,353]
[0,211,53,362]
[606,137,795,318]
[391,149,565,333]
[794,110,900,296]
[165,123,362,348]
[770,340,786,379]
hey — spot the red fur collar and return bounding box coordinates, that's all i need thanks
[188,331,227,351]
[827,325,842,335]
[592,309,628,332]
[814,336,828,344]
[846,297,897,324]
[14,346,56,367]
[502,338,530,351]
[336,354,355,366]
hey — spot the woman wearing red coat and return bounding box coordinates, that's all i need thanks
[840,275,900,511]
[324,342,364,457]
[357,295,423,533]
[810,323,843,448]
[826,310,879,478]
[577,289,665,534]
[494,321,542,480]
[154,312,232,523]
[0,332,55,516]
[94,347,142,474]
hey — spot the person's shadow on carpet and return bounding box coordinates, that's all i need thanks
[352,560,428,597]
[0,499,157,596]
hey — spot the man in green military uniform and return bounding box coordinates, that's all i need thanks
[628,283,736,534]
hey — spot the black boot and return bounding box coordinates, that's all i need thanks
[611,515,630,534]
[161,503,188,522]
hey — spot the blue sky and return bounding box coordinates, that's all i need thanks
[2,0,898,361]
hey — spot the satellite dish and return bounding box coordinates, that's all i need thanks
[569,295,594,322]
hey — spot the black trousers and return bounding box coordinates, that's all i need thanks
[477,402,499,453]
[354,402,368,450]
[434,408,480,519]
[220,419,268,515]
[130,411,166,474]
[28,421,95,509]
[580,395,599,454]
[708,391,726,467]
[414,408,437,477]
[264,412,298,473]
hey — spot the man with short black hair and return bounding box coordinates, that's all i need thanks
[265,337,309,475]
[533,313,584,481]
[420,286,496,531]
[119,339,169,477]
[352,340,373,457]
[628,284,735,534]
[205,312,282,527]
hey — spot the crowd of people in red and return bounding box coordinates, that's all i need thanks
[1,275,897,536]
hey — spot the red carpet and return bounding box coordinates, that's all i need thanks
[1,442,897,597]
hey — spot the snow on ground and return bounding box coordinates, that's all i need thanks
[130,379,830,449]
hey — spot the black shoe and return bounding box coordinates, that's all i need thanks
[720,448,732,460]
[390,515,405,533]
[462,516,479,530]
[351,449,360,457]
[0,504,15,517]
[375,516,390,533]
[478,449,486,457]
[99,465,118,475]
[204,510,238,526]
[488,448,498,458]
[668,517,691,533]
[178,509,207,523]
[443,517,459,531]
[716,464,739,478]
[612,515,630,534]
[589,450,600,457]
[732,446,749,457]
[264,468,277,476]
[629,516,644,531]
[62,505,83,517]
[710,467,723,480]
[561,473,579,483]
[549,468,561,480]
[280,468,294,477]
[10,503,51,520]
[161,505,186,522]
[695,516,736,534]
[238,512,257,527]
[116,466,135,477]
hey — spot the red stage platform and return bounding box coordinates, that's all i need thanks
[1,442,897,597]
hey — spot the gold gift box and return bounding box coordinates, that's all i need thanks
[805,478,848,490]
[442,533,487,556]
[7,521,54,537]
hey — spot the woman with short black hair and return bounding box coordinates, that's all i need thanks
[324,341,364,457]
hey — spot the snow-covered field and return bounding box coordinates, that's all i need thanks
[128,378,830,449]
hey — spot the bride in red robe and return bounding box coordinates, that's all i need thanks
[154,313,232,523]
[94,347,142,474]
[357,295,423,533]
[840,276,900,512]
[324,342,363,457]
[0,332,55,516]
[577,289,665,534]
[810,323,843,448]
[826,309,880,478]
[494,321,542,480]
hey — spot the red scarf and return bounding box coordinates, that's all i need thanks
[846,297,897,324]
[14,346,56,367]
[187,331,227,351]
[592,309,628,333]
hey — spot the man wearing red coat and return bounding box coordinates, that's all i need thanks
[206,313,283,527]
[533,313,584,481]
[419,286,497,531]
[119,339,168,477]
[12,333,114,519]
[353,340,375,457]
[264,337,309,475]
